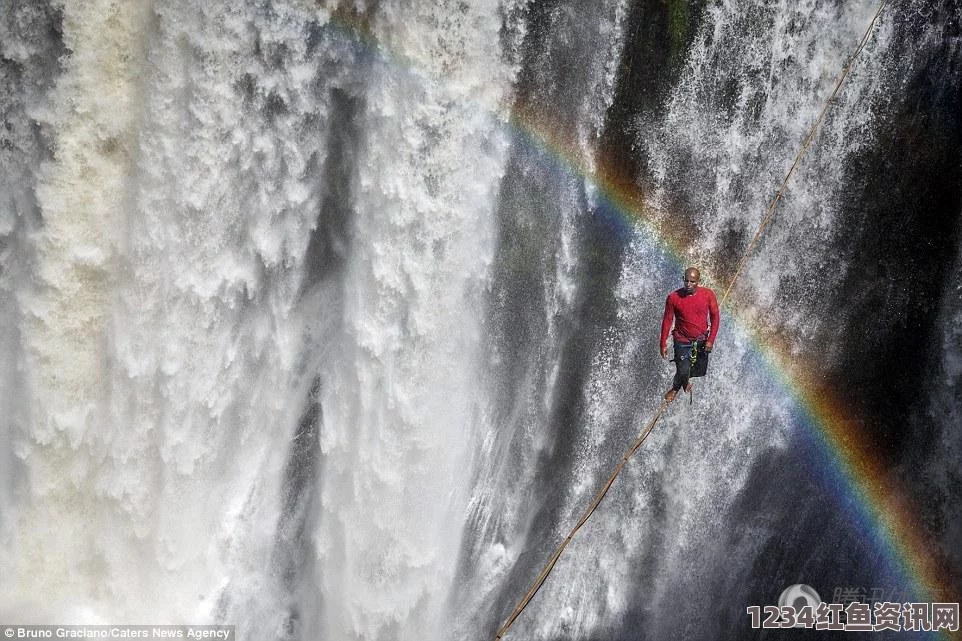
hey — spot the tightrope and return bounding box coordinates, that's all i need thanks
[492,3,888,639]
[720,0,889,306]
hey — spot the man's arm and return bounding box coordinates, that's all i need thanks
[660,295,674,359]
[706,289,720,351]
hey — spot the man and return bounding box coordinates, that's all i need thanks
[660,267,719,403]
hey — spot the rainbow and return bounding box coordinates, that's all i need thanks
[525,122,961,637]
[520,103,962,625]
[315,3,960,630]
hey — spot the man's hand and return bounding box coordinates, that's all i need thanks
[661,345,668,360]
[705,342,714,353]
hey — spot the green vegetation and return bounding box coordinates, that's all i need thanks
[666,0,692,70]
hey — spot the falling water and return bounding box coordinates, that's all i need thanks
[0,1,959,640]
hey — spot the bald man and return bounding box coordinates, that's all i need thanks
[660,267,719,403]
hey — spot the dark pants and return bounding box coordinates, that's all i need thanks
[672,340,694,392]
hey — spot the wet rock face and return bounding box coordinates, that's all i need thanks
[827,2,962,462]
[0,0,959,638]
[551,2,961,639]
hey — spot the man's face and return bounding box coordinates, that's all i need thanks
[683,271,699,293]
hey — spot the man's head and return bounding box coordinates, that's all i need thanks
[683,267,700,294]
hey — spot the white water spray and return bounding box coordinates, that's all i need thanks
[1,1,956,640]
[311,2,515,639]
[1,0,518,637]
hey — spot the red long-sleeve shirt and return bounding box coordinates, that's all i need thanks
[660,286,720,348]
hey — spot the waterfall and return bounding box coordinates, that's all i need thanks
[456,1,961,640]
[1,0,520,634]
[309,2,516,640]
[1,1,959,640]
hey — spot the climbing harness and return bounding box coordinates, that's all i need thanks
[667,339,707,404]
[689,339,709,378]
[492,2,889,639]
[673,336,709,378]
[686,341,707,405]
